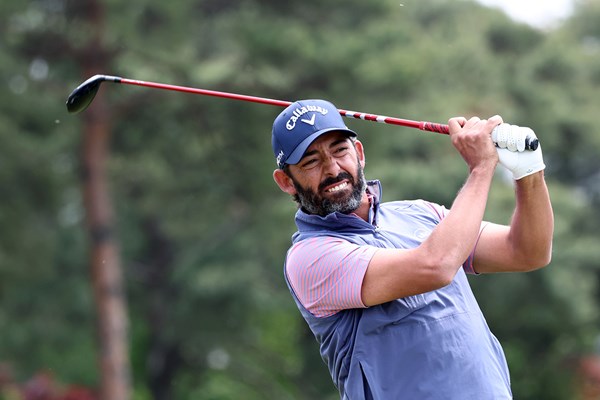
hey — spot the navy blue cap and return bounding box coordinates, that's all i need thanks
[272,99,357,169]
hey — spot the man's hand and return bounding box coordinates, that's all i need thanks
[448,116,502,173]
[492,123,531,152]
[493,124,546,180]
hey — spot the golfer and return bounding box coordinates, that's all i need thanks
[271,99,554,399]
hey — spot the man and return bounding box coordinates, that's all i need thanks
[272,99,554,399]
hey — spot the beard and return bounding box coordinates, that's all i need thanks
[291,161,366,217]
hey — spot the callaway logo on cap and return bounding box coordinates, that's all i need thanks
[271,99,357,169]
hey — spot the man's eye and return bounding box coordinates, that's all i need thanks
[335,146,349,154]
[302,159,318,168]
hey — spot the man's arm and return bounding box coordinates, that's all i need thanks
[471,170,554,273]
[361,116,501,306]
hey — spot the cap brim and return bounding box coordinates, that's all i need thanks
[284,128,356,166]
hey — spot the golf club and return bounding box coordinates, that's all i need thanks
[66,74,539,150]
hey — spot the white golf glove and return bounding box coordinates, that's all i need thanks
[492,124,545,180]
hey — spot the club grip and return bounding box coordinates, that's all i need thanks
[421,122,540,151]
[421,122,450,134]
[525,137,539,151]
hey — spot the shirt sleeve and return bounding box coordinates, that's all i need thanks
[285,236,377,318]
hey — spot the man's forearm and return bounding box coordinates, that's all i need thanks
[510,171,554,267]
[423,165,496,271]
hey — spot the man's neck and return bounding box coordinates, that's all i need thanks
[352,192,372,222]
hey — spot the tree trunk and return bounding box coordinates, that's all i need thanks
[81,94,131,400]
[78,1,131,399]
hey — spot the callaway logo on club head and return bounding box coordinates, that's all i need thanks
[286,105,328,130]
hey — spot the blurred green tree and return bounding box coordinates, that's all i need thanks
[0,1,598,399]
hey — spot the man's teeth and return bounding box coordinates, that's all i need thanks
[327,182,349,192]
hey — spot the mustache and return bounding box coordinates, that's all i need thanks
[318,172,354,192]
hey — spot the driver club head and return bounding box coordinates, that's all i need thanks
[66,75,107,114]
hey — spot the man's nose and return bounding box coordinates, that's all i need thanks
[322,155,342,177]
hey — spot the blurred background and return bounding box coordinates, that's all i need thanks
[1,0,599,399]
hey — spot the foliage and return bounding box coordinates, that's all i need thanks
[0,0,599,399]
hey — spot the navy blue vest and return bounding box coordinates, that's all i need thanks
[284,181,512,399]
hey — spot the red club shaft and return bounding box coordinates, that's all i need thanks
[118,77,450,135]
[67,74,539,150]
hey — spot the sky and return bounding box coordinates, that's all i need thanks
[475,0,575,29]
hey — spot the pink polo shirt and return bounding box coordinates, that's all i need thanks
[285,202,480,318]
[285,237,377,318]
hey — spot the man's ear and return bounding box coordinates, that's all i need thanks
[273,169,297,195]
[355,139,366,168]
